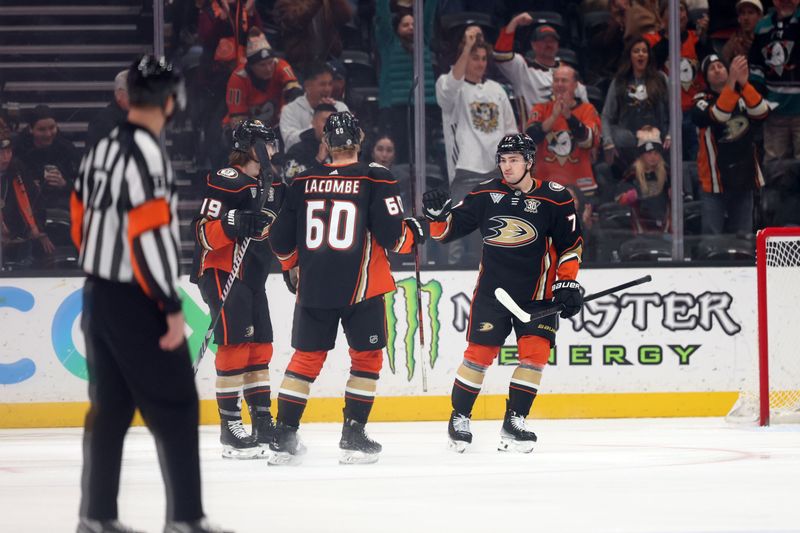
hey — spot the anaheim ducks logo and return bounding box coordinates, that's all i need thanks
[721,115,750,143]
[483,216,538,248]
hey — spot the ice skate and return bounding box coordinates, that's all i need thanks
[268,421,304,465]
[220,419,265,459]
[163,517,233,533]
[77,518,144,533]
[447,410,473,453]
[498,403,537,453]
[339,418,382,464]
[249,407,276,447]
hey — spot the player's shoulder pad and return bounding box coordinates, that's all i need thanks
[533,180,575,204]
[473,176,504,191]
[207,167,258,195]
[367,161,398,183]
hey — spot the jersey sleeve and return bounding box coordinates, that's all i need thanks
[276,59,302,97]
[226,71,249,117]
[429,188,484,244]
[550,191,584,281]
[268,179,299,270]
[125,137,181,313]
[368,165,417,254]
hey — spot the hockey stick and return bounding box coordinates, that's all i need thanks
[407,76,428,392]
[193,141,275,374]
[494,275,653,324]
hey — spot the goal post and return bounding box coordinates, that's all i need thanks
[728,227,800,426]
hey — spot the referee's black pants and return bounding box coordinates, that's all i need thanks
[79,276,203,522]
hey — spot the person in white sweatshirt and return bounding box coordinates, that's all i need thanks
[436,26,518,265]
[280,61,348,151]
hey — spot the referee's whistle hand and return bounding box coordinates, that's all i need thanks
[160,312,187,351]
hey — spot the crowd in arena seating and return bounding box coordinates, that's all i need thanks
[2,0,800,271]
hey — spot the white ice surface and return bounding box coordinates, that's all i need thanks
[1,418,799,533]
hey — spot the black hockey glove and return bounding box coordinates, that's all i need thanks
[220,209,272,239]
[282,267,298,294]
[404,217,428,244]
[551,280,584,318]
[422,189,453,222]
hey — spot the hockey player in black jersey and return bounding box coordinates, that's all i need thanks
[191,119,283,459]
[268,111,426,464]
[423,133,584,453]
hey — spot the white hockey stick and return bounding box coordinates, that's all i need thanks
[494,275,653,323]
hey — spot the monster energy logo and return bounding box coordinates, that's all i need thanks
[385,278,442,381]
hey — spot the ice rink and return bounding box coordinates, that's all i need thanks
[2,417,799,533]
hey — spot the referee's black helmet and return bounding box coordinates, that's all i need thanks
[128,55,186,112]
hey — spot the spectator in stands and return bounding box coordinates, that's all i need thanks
[616,126,671,233]
[493,13,587,117]
[14,105,80,214]
[586,0,629,85]
[0,130,54,267]
[224,29,303,128]
[649,0,711,161]
[370,134,397,169]
[86,70,129,149]
[693,54,769,235]
[526,65,602,195]
[437,27,518,192]
[722,0,763,64]
[375,0,439,162]
[749,0,800,161]
[280,62,349,152]
[282,103,337,182]
[273,0,353,76]
[198,0,263,68]
[436,27,518,265]
[602,37,670,169]
[624,0,662,40]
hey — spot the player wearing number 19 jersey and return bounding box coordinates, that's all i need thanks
[268,111,426,465]
[423,133,584,453]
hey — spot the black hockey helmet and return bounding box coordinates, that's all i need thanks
[128,55,186,112]
[495,133,537,165]
[232,119,278,153]
[323,111,363,150]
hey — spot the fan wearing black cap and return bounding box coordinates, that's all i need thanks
[692,53,769,235]
[268,111,426,466]
[493,12,587,113]
[223,28,302,128]
[73,55,231,533]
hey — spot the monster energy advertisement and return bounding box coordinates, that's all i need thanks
[0,267,757,403]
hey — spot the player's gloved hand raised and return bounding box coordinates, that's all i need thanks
[422,189,452,222]
[551,280,583,318]
[404,217,427,244]
[282,267,299,294]
[220,209,272,239]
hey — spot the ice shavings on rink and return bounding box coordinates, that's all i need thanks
[1,418,799,533]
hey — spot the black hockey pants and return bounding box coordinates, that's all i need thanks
[79,276,203,522]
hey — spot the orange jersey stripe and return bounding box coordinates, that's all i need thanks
[70,190,84,250]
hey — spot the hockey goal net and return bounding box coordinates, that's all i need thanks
[727,227,800,425]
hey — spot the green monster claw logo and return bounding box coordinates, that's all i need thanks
[178,287,217,362]
[384,278,442,381]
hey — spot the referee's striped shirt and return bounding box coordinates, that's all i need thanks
[70,122,182,313]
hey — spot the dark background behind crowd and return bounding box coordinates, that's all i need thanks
[2,0,800,273]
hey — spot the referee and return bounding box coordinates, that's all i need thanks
[72,56,230,533]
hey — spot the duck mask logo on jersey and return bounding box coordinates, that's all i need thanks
[483,216,538,248]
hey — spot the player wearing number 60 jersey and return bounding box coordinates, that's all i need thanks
[268,111,426,465]
[423,133,584,454]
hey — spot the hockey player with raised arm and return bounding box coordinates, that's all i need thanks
[423,133,584,453]
[268,111,426,465]
[191,119,284,459]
